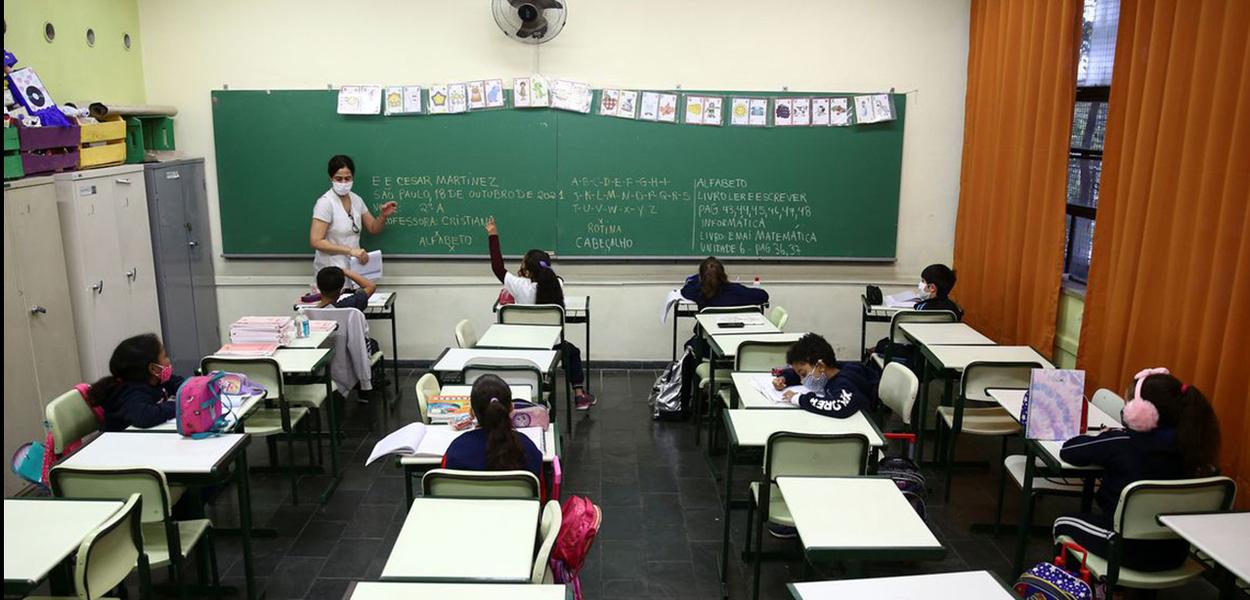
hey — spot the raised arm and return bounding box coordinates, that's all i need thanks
[342,269,377,298]
[485,217,507,283]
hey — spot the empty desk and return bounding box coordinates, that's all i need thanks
[789,570,1012,600]
[382,497,540,583]
[350,582,566,599]
[4,499,123,596]
[1159,512,1250,599]
[476,324,563,350]
[899,322,995,346]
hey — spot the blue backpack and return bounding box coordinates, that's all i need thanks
[1015,542,1095,600]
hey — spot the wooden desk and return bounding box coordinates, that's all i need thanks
[4,499,123,596]
[58,433,263,600]
[788,571,1012,600]
[477,324,563,350]
[382,497,540,583]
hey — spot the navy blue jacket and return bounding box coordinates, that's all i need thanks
[681,275,769,310]
[780,362,876,419]
[443,429,544,479]
[331,289,371,311]
[915,296,964,321]
[100,375,184,432]
[1060,427,1186,515]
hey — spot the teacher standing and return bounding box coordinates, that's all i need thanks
[309,154,398,274]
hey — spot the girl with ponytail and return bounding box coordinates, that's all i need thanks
[443,375,543,478]
[89,333,184,431]
[1052,369,1222,572]
[484,217,597,410]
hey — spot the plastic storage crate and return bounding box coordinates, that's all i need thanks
[125,116,175,163]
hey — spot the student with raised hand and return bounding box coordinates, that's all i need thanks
[680,256,770,309]
[443,374,543,479]
[484,217,596,410]
[772,333,877,419]
[89,333,183,431]
[1052,369,1222,572]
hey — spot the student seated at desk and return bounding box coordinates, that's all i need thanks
[872,263,964,365]
[1053,369,1221,572]
[315,266,380,355]
[678,257,771,409]
[772,333,877,419]
[443,375,544,481]
[88,333,182,431]
[484,217,596,410]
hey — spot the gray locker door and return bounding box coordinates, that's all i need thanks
[184,160,221,360]
[149,164,199,376]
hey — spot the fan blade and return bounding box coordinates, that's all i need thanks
[532,0,563,9]
[517,15,549,38]
[507,0,529,7]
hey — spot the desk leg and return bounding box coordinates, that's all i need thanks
[235,451,261,600]
[390,310,400,423]
[1012,443,1037,576]
[321,366,342,504]
[860,311,867,361]
[916,359,932,463]
[585,303,592,392]
[719,430,736,598]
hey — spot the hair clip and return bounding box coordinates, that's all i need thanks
[489,397,501,405]
[539,260,550,268]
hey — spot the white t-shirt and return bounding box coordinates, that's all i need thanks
[503,272,565,305]
[312,189,367,273]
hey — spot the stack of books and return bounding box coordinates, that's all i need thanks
[230,316,294,346]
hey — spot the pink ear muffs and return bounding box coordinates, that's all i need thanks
[1123,367,1169,432]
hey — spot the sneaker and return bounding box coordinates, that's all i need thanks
[575,392,597,411]
[766,523,798,539]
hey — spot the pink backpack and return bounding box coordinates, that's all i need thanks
[550,496,602,600]
[176,372,266,438]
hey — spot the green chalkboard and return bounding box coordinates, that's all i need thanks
[212,89,904,259]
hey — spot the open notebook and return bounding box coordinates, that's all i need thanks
[365,422,545,466]
[747,373,813,404]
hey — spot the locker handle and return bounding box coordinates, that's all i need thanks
[91,281,104,294]
[126,268,138,281]
[115,178,132,185]
[188,241,199,248]
[30,306,48,315]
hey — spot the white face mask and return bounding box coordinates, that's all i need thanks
[332,181,353,196]
[918,280,930,299]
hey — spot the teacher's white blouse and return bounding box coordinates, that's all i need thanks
[312,189,367,273]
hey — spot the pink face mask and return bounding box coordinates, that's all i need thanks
[152,362,173,385]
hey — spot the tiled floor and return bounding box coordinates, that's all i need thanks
[135,369,1224,598]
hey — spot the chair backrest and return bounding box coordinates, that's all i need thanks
[767,306,789,331]
[454,319,478,348]
[499,304,565,328]
[531,499,563,584]
[960,361,1044,403]
[1091,388,1125,424]
[764,432,870,480]
[879,362,920,426]
[889,310,958,344]
[47,388,100,454]
[1114,476,1236,540]
[414,373,440,424]
[421,468,542,499]
[50,466,173,523]
[736,340,795,372]
[462,361,543,399]
[201,356,284,401]
[699,305,764,315]
[76,493,145,600]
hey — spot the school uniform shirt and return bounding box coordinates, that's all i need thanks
[779,362,874,419]
[442,429,544,479]
[312,189,367,274]
[100,375,185,431]
[1060,427,1186,515]
[330,289,371,311]
[488,234,564,305]
[680,275,770,310]
[914,296,964,321]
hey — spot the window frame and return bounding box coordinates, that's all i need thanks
[1063,85,1110,283]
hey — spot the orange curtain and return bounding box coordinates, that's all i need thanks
[953,0,1080,354]
[1078,0,1250,496]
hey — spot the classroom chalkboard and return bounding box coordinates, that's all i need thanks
[211,89,904,259]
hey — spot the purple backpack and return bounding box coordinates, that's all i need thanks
[1015,542,1095,600]
[176,372,266,438]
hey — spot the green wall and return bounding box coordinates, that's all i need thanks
[4,0,145,105]
[1053,289,1084,369]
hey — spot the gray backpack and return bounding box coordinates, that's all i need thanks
[649,348,689,421]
